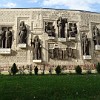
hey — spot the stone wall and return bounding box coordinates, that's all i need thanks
[0,8,99,68]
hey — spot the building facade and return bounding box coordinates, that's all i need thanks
[0,8,100,71]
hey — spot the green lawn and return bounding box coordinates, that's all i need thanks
[0,75,100,100]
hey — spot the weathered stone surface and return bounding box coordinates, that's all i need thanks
[0,8,99,68]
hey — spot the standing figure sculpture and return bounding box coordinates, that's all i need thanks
[6,27,12,48]
[19,21,27,44]
[0,28,6,48]
[92,25,100,45]
[32,36,42,60]
[0,29,2,48]
[57,17,67,38]
[82,33,90,55]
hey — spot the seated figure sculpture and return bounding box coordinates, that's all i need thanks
[68,23,77,37]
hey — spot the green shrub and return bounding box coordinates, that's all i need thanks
[34,66,38,75]
[11,63,18,75]
[96,63,100,73]
[55,65,61,75]
[75,65,82,74]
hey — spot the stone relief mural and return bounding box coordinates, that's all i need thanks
[0,9,100,67]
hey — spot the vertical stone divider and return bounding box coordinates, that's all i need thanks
[14,16,19,50]
[55,20,58,39]
[65,22,68,39]
[54,20,58,65]
[89,22,94,62]
[77,22,84,65]
[27,14,32,65]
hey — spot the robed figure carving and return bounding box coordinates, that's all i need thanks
[82,34,90,55]
[32,36,42,60]
[92,25,100,45]
[6,28,13,48]
[19,21,27,44]
[0,28,6,48]
[57,17,67,38]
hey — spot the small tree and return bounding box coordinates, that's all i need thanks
[75,65,82,75]
[11,63,18,75]
[96,62,100,73]
[55,65,61,75]
[34,66,38,75]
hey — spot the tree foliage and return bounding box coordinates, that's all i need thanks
[11,63,18,75]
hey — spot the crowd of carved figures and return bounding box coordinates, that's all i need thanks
[0,27,13,48]
[0,17,100,61]
[49,48,76,60]
[45,17,77,38]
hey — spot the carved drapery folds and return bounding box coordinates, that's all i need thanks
[18,21,27,44]
[31,36,42,60]
[92,25,100,45]
[82,33,90,55]
[67,23,77,37]
[57,17,67,38]
[45,22,55,37]
[0,27,12,48]
[48,45,77,60]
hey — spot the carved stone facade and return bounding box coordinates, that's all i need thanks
[0,8,99,68]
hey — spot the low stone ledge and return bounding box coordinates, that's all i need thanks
[58,38,66,42]
[95,45,100,50]
[0,48,11,54]
[18,43,26,48]
[83,55,92,60]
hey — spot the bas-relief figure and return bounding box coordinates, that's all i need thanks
[68,23,77,37]
[45,22,55,37]
[0,27,12,48]
[82,33,90,55]
[31,36,42,60]
[6,28,13,48]
[19,21,27,44]
[57,17,67,38]
[92,25,100,45]
[0,28,6,48]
